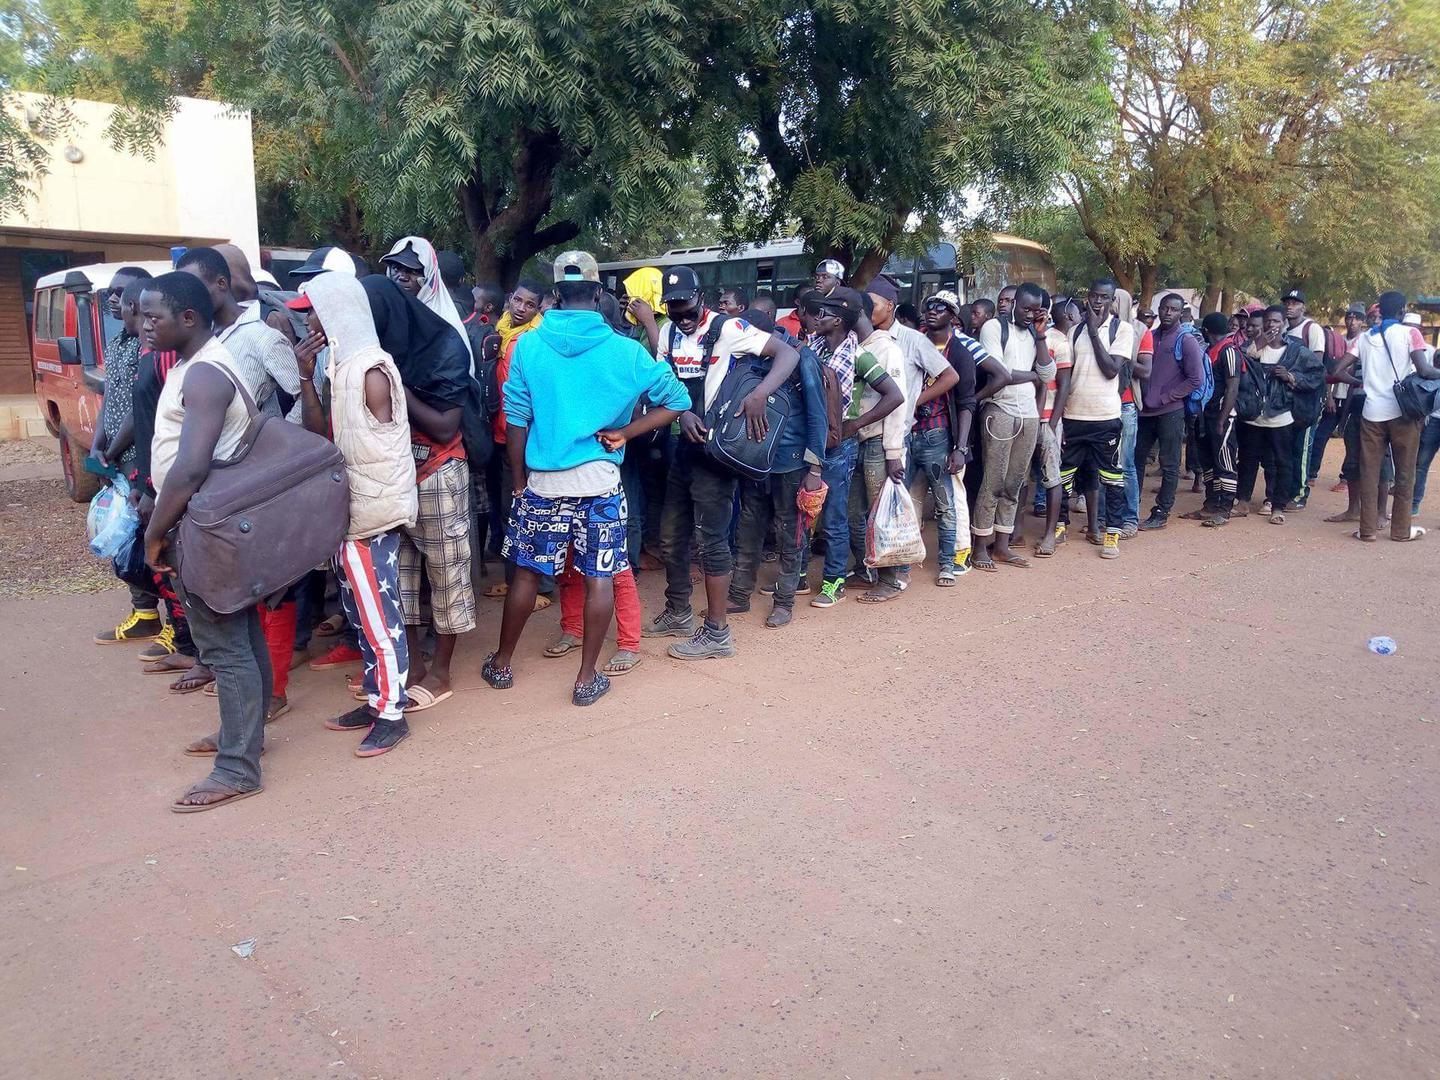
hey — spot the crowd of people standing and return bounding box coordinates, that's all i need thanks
[86,241,1439,812]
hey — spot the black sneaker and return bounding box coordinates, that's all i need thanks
[325,704,374,732]
[1139,513,1168,531]
[572,672,611,706]
[356,718,409,757]
[726,597,751,614]
[482,652,513,689]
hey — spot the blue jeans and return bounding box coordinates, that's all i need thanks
[1413,416,1440,511]
[906,427,958,564]
[803,436,858,582]
[1099,402,1139,528]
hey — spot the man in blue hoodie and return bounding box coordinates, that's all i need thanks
[481,252,689,706]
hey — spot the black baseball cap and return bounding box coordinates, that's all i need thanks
[1281,288,1306,304]
[381,241,425,272]
[289,246,369,282]
[816,286,863,317]
[661,266,701,303]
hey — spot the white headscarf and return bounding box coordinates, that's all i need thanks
[1113,287,1146,361]
[384,236,473,367]
[302,271,388,377]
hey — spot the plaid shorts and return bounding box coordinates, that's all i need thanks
[502,487,629,578]
[398,457,476,633]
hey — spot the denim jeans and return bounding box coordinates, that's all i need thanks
[659,443,738,614]
[1412,416,1440,511]
[848,437,900,587]
[730,467,805,609]
[906,427,959,564]
[1097,402,1140,530]
[182,592,271,792]
[1134,408,1186,519]
[801,436,857,582]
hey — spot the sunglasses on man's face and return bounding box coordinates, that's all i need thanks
[923,301,952,314]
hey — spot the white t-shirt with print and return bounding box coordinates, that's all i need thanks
[659,311,775,414]
[1357,323,1428,422]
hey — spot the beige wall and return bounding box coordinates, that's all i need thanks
[1,92,260,263]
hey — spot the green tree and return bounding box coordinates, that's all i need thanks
[696,0,1113,285]
[1062,0,1440,312]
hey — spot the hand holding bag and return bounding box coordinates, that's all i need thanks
[173,363,351,613]
[865,476,926,568]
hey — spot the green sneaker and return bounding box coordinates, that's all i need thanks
[809,578,845,609]
[667,621,736,660]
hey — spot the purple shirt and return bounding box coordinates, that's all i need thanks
[1142,324,1204,417]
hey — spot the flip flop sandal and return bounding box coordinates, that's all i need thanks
[483,583,509,599]
[204,682,218,697]
[857,585,903,603]
[603,650,642,676]
[268,699,291,722]
[143,653,196,675]
[973,559,1000,573]
[313,614,346,637]
[1001,554,1031,568]
[1201,515,1230,528]
[403,684,454,713]
[1034,539,1057,558]
[170,669,215,695]
[544,635,583,658]
[533,594,553,612]
[1178,509,1210,520]
[1352,530,1377,542]
[1396,526,1427,541]
[1269,513,1285,525]
[171,778,264,813]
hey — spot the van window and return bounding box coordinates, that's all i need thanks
[49,289,68,339]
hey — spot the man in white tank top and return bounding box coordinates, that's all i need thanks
[140,272,271,814]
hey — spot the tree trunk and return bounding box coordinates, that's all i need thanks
[1138,264,1159,309]
[460,126,581,288]
[1200,280,1222,315]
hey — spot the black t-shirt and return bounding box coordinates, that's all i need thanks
[130,348,179,491]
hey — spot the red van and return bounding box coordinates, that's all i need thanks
[31,261,171,501]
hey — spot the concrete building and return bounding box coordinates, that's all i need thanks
[0,92,260,397]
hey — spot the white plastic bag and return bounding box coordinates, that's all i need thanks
[87,474,139,559]
[865,477,926,568]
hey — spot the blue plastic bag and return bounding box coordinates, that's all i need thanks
[87,475,140,559]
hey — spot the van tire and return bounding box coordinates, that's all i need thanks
[59,427,101,503]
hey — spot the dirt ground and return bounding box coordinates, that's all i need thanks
[1,459,1437,1080]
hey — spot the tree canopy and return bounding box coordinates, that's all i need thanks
[1053,0,1440,311]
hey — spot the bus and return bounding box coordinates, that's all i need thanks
[595,234,1055,309]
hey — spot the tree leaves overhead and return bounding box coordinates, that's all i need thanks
[1057,0,1440,310]
[696,0,1113,281]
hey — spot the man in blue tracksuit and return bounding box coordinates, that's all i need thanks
[481,252,689,706]
[725,307,830,628]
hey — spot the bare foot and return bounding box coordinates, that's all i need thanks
[1324,510,1359,523]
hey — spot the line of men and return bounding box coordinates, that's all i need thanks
[88,243,1437,812]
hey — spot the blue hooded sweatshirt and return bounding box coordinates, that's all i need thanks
[504,308,689,472]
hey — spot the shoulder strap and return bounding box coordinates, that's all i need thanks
[1378,327,1404,382]
[193,354,259,419]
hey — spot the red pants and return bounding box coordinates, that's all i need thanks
[558,556,640,651]
[259,601,297,698]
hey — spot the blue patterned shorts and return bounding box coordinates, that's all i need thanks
[502,488,629,578]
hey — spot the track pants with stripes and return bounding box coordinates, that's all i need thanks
[1197,411,1239,514]
[337,530,410,721]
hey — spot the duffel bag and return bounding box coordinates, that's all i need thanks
[173,366,350,613]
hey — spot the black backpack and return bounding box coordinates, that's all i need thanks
[691,316,794,479]
[702,357,793,480]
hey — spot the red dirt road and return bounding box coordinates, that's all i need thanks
[2,476,1438,1079]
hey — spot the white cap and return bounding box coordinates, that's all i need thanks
[1403,312,1423,326]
